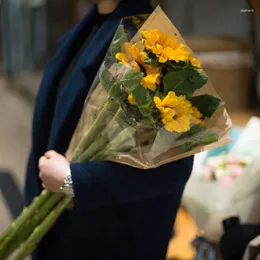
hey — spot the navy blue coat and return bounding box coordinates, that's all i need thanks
[25,1,194,259]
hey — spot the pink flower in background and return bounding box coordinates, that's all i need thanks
[203,166,214,180]
[227,154,241,164]
[207,157,224,168]
[227,164,244,179]
[218,176,233,186]
[215,167,229,179]
[202,153,251,186]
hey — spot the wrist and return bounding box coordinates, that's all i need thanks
[60,167,75,196]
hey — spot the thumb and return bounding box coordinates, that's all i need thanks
[45,150,57,159]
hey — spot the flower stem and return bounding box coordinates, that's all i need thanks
[90,126,137,161]
[72,100,119,161]
[1,193,64,260]
[0,190,51,258]
[78,107,124,162]
[13,196,73,260]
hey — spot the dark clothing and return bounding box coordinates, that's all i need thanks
[25,1,194,259]
[57,13,110,97]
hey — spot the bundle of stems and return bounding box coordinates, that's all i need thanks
[0,100,143,260]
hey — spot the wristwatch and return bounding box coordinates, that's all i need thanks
[60,168,75,196]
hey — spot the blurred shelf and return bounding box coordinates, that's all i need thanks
[229,110,260,127]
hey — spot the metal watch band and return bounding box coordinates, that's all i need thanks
[64,168,73,185]
[60,168,75,196]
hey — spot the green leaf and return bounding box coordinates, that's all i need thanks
[99,64,115,92]
[182,132,219,152]
[110,25,128,56]
[177,124,219,152]
[132,85,153,117]
[190,95,225,118]
[144,57,152,64]
[163,69,208,99]
[178,124,206,140]
[99,65,121,99]
[168,61,189,70]
[122,70,144,92]
[115,64,143,92]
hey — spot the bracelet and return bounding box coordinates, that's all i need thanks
[60,168,75,196]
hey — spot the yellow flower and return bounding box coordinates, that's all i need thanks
[141,29,190,63]
[191,106,202,119]
[159,45,190,63]
[141,65,161,91]
[141,73,160,91]
[116,43,162,91]
[130,61,141,72]
[142,29,177,53]
[190,57,201,68]
[154,91,194,133]
[145,64,161,75]
[124,43,147,64]
[115,53,128,64]
[163,112,191,133]
[115,43,146,72]
[115,52,141,72]
[128,93,135,105]
[191,106,203,125]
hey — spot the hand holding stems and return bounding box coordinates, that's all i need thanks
[39,151,70,193]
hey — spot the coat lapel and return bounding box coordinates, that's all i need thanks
[47,20,121,152]
[32,6,97,154]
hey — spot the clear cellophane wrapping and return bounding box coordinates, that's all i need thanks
[66,6,232,169]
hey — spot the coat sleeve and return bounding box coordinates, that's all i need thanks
[70,157,193,210]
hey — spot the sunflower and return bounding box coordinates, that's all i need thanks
[141,29,190,64]
[191,106,203,125]
[116,43,161,92]
[115,43,146,72]
[153,91,203,133]
[190,57,201,68]
[141,65,161,91]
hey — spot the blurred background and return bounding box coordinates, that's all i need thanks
[0,0,260,259]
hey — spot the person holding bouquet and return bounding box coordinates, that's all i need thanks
[25,0,194,259]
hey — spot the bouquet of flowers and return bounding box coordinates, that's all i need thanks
[203,154,252,186]
[183,118,260,242]
[0,6,231,259]
[183,154,260,242]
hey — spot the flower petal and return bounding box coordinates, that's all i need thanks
[128,93,135,105]
[115,53,128,63]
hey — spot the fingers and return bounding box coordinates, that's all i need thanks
[38,156,47,169]
[40,173,49,190]
[39,170,44,181]
[39,150,57,169]
[45,150,57,159]
[41,181,60,193]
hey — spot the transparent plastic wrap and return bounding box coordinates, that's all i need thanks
[67,7,232,168]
